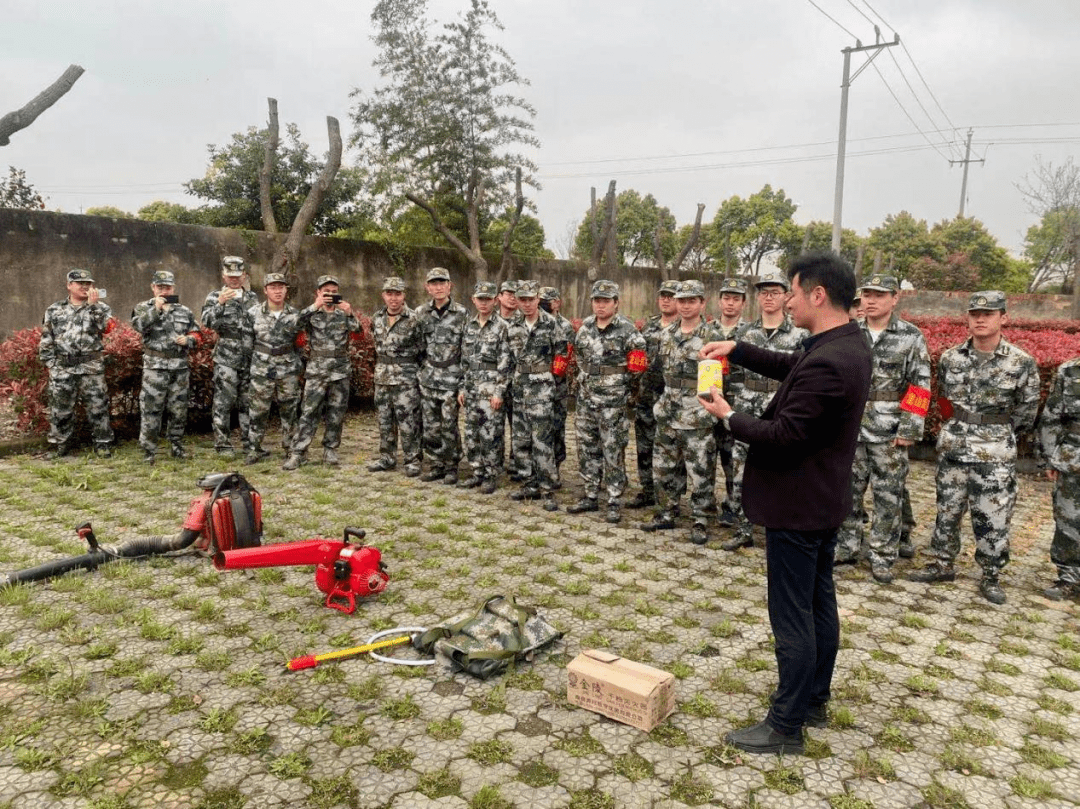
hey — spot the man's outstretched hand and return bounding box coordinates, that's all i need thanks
[699,340,736,360]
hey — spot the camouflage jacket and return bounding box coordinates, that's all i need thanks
[731,315,807,417]
[39,300,114,377]
[248,302,302,380]
[371,306,423,387]
[858,314,932,444]
[201,288,257,369]
[936,336,1040,463]
[417,298,469,390]
[638,314,678,399]
[654,318,722,431]
[1039,357,1080,474]
[297,305,362,383]
[131,300,198,371]
[573,314,646,409]
[714,319,748,399]
[552,313,576,401]
[507,309,568,405]
[461,314,512,399]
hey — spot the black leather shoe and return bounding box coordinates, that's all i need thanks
[419,469,444,482]
[626,491,656,509]
[725,720,804,755]
[458,476,483,489]
[768,691,827,728]
[898,535,915,558]
[479,478,498,494]
[717,506,736,528]
[567,498,599,514]
[690,523,708,545]
[170,442,188,459]
[908,562,956,583]
[980,575,1006,605]
[367,458,396,472]
[640,513,675,532]
[441,471,458,485]
[722,535,752,552]
[1044,580,1080,601]
[541,495,559,512]
[509,486,542,501]
[403,465,421,478]
[143,450,156,465]
[605,504,621,524]
[871,563,894,584]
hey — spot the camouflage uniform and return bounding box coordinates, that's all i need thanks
[290,289,362,460]
[543,291,576,473]
[494,299,524,477]
[416,286,469,480]
[713,317,746,514]
[371,284,424,473]
[572,290,647,510]
[202,284,257,453]
[922,296,1040,586]
[39,272,115,454]
[835,306,931,572]
[246,296,303,458]
[727,312,808,547]
[460,286,512,486]
[1037,357,1080,595]
[131,280,199,458]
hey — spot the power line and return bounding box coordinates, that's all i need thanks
[885,49,960,159]
[870,61,952,162]
[804,0,858,38]
[843,0,877,29]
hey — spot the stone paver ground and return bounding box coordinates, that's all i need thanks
[0,410,1076,809]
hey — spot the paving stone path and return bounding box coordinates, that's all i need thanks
[0,411,1075,809]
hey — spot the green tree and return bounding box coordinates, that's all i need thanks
[572,189,677,267]
[931,216,1028,291]
[1025,208,1080,292]
[707,185,800,274]
[84,205,132,218]
[137,200,206,225]
[788,220,863,270]
[675,221,716,274]
[350,0,539,279]
[0,166,45,209]
[864,211,941,282]
[905,253,981,292]
[486,211,553,259]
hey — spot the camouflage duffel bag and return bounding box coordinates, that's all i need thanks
[412,595,562,679]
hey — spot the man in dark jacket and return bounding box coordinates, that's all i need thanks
[700,251,871,755]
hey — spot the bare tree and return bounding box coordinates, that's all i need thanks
[496,168,525,284]
[588,182,617,279]
[0,65,84,146]
[259,98,280,234]
[654,203,705,281]
[1017,157,1080,296]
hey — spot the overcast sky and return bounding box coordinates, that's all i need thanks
[4,0,1079,259]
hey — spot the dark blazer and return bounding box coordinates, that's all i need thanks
[728,320,872,531]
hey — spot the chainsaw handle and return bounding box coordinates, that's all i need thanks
[343,527,366,544]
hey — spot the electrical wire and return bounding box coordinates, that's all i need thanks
[885,49,960,160]
[870,62,951,162]
[804,0,858,38]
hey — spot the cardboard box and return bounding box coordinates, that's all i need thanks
[566,649,676,731]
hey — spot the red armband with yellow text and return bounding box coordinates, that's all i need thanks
[936,395,953,421]
[295,332,308,350]
[104,317,118,335]
[899,384,931,417]
[552,354,569,377]
[719,356,730,374]
[626,349,647,373]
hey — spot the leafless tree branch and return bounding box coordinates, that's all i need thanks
[0,65,85,146]
[259,98,280,234]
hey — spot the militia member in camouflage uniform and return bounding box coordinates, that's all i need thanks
[458,281,512,494]
[505,280,569,511]
[201,256,257,456]
[722,272,809,551]
[245,273,303,465]
[283,275,363,470]
[495,281,522,478]
[714,277,749,525]
[369,276,424,477]
[641,280,721,545]
[567,281,648,523]
[629,280,681,509]
[416,267,469,484]
[40,269,116,458]
[909,291,1040,604]
[131,270,201,463]
[540,286,576,480]
[1038,357,1080,601]
[834,275,931,582]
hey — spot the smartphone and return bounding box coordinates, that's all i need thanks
[163,294,180,304]
[96,288,108,299]
[329,293,343,304]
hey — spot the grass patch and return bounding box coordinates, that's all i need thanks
[427,716,464,741]
[199,707,238,733]
[876,725,915,752]
[921,780,971,808]
[669,772,714,805]
[1009,775,1057,800]
[1019,740,1069,769]
[381,694,421,720]
[329,721,371,748]
[554,731,603,757]
[1036,693,1073,715]
[948,724,998,747]
[268,752,311,779]
[648,724,689,747]
[1045,672,1079,691]
[468,739,514,765]
[567,790,614,809]
[613,752,654,781]
[940,746,994,777]
[852,750,895,781]
[681,694,720,718]
[371,747,414,772]
[417,767,460,799]
[517,761,559,787]
[763,764,805,795]
[308,775,357,809]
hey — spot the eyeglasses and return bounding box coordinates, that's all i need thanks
[758,289,787,299]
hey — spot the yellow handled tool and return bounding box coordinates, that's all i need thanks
[286,634,412,671]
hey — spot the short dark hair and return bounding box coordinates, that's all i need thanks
[787,251,856,311]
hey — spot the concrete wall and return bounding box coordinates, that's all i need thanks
[896,289,1074,320]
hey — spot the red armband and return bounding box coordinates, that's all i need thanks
[626,349,647,373]
[936,395,953,421]
[552,354,569,377]
[899,384,931,417]
[295,332,308,349]
[104,318,118,335]
[719,357,730,374]
[188,332,202,346]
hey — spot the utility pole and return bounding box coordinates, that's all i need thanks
[832,28,900,253]
[951,128,984,218]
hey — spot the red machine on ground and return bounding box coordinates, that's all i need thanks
[214,527,388,614]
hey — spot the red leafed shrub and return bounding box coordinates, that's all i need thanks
[0,327,49,433]
[348,315,375,401]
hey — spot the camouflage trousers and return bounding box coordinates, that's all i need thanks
[512,396,557,492]
[835,441,908,567]
[47,372,113,449]
[292,376,349,454]
[901,486,915,539]
[714,420,735,510]
[730,440,753,542]
[138,367,189,453]
[633,392,660,495]
[462,390,502,480]
[247,372,301,454]
[212,363,251,452]
[553,394,568,468]
[928,459,1017,573]
[576,400,631,504]
[654,424,716,522]
[374,382,422,469]
[420,385,461,472]
[497,391,521,476]
[1051,472,1080,584]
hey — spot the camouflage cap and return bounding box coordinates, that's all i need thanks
[675,279,706,299]
[67,269,95,283]
[968,290,1007,312]
[425,267,451,282]
[221,256,246,275]
[151,270,175,286]
[382,276,406,292]
[473,281,498,298]
[264,272,288,286]
[316,274,340,288]
[499,280,517,294]
[719,277,748,295]
[755,271,790,291]
[860,274,899,293]
[515,279,540,298]
[590,279,620,299]
[658,279,680,296]
[539,286,561,301]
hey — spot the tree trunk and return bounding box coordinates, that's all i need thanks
[854,244,865,276]
[873,250,883,273]
[496,168,525,284]
[406,185,490,280]
[667,203,705,279]
[0,64,84,146]
[604,190,618,269]
[259,98,280,234]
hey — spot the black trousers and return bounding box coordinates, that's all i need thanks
[764,526,840,735]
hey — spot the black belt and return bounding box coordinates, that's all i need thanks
[216,329,244,341]
[581,363,627,376]
[663,376,697,390]
[951,406,1010,426]
[866,390,902,402]
[376,353,417,365]
[745,379,780,393]
[427,356,461,369]
[517,361,551,376]
[58,350,103,367]
[471,361,499,372]
[254,342,294,357]
[143,347,186,360]
[311,348,347,359]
